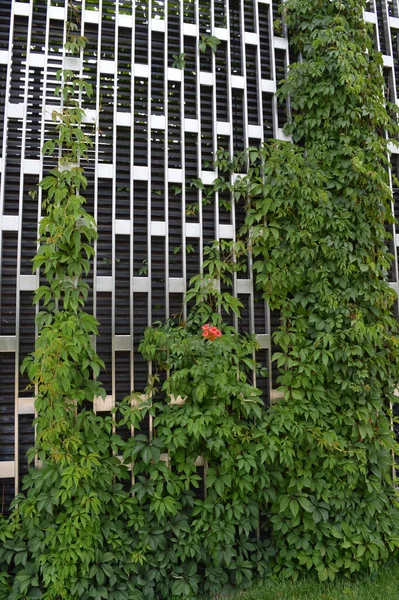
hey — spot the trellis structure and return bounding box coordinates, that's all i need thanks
[0,0,399,513]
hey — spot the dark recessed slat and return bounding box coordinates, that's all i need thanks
[246,45,259,125]
[0,355,15,463]
[115,236,131,335]
[216,42,229,122]
[0,233,18,336]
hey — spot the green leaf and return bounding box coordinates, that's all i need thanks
[297,497,312,513]
[290,499,299,518]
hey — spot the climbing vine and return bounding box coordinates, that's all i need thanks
[2,0,399,597]
[224,0,399,581]
[0,10,138,599]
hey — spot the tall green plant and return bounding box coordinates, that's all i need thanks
[230,0,399,581]
[0,17,140,600]
[107,245,275,598]
[126,316,274,597]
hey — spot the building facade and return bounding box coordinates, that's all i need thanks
[0,0,399,512]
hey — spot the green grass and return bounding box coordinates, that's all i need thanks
[212,563,399,600]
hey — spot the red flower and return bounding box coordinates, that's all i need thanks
[201,324,222,341]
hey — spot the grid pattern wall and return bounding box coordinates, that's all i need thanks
[0,0,399,511]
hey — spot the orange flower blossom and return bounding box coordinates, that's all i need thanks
[201,324,222,341]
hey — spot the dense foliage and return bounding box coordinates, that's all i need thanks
[2,0,399,597]
[126,315,274,597]
[236,0,399,581]
[0,18,137,599]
